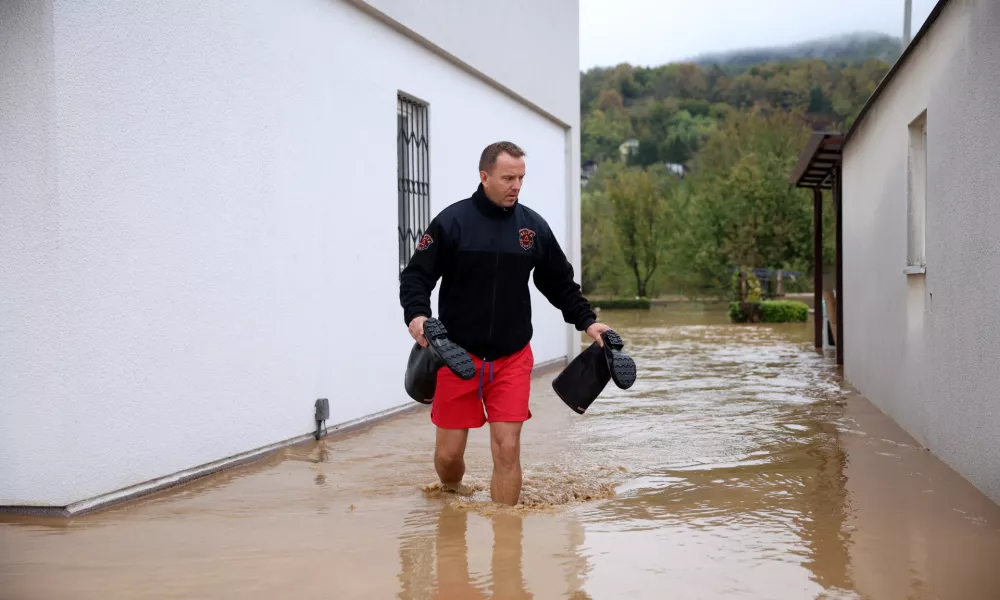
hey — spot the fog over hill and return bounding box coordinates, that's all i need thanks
[690,32,903,67]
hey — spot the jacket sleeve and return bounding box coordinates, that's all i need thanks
[532,227,598,332]
[399,217,448,326]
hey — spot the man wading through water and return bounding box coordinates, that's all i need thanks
[399,141,611,505]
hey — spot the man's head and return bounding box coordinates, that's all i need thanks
[479,141,526,208]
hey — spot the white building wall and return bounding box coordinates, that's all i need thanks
[842,0,1000,504]
[351,0,584,363]
[353,0,580,126]
[0,0,579,507]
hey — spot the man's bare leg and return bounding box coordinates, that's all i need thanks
[435,427,469,488]
[489,422,523,505]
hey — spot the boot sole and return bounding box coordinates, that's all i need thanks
[423,318,476,380]
[602,329,636,389]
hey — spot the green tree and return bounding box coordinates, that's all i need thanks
[581,188,630,295]
[579,48,892,296]
[604,165,678,297]
[677,109,814,292]
[807,83,833,114]
[716,151,813,269]
[582,109,633,164]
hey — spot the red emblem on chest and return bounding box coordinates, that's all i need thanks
[519,228,536,250]
[415,233,433,251]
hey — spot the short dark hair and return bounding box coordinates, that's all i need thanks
[479,141,525,173]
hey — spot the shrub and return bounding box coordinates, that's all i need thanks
[592,297,652,310]
[760,300,808,323]
[729,300,808,323]
[729,301,763,323]
[729,302,748,322]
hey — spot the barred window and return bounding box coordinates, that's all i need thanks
[397,94,430,272]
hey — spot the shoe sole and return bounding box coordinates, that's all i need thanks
[602,329,636,389]
[423,318,476,380]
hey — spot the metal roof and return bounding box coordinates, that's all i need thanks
[789,132,844,189]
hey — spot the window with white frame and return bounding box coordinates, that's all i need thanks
[906,111,927,271]
[397,93,430,273]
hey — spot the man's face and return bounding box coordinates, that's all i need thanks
[481,153,526,208]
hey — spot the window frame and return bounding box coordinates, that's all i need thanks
[905,110,928,275]
[397,92,431,273]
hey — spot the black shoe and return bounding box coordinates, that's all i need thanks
[423,318,476,380]
[551,341,611,414]
[601,329,636,390]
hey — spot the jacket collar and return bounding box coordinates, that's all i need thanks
[473,184,516,219]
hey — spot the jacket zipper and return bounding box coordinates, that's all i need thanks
[486,223,500,353]
[487,251,499,351]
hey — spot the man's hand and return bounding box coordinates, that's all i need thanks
[586,322,611,347]
[409,316,429,347]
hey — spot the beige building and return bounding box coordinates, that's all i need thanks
[795,0,1000,506]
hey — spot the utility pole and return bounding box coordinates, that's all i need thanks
[903,0,913,46]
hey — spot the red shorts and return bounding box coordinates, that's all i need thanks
[430,344,534,429]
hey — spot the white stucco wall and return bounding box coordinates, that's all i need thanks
[1,0,578,507]
[352,0,584,363]
[842,0,1000,504]
[354,0,580,128]
[1,0,61,506]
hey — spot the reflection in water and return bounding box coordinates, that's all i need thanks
[2,303,1000,599]
[397,503,595,599]
[397,507,532,600]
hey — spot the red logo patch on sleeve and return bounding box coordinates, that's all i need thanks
[415,234,433,251]
[519,228,536,250]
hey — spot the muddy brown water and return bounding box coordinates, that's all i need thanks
[3,304,1000,599]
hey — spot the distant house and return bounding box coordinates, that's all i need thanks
[581,160,598,187]
[664,162,687,178]
[1,0,582,512]
[619,138,640,159]
[840,0,1000,505]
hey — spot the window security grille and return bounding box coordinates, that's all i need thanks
[397,94,430,273]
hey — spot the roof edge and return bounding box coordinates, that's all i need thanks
[843,0,952,148]
[790,132,827,186]
[790,131,844,189]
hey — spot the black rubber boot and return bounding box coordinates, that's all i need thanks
[551,341,611,414]
[601,329,637,390]
[404,342,440,404]
[423,318,476,380]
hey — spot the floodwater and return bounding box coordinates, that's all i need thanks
[3,304,1000,600]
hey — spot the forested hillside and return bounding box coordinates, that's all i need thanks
[580,35,895,298]
[691,32,901,68]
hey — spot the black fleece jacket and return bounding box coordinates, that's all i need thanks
[399,185,597,362]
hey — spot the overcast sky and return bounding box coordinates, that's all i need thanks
[580,0,940,70]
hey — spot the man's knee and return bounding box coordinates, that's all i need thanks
[493,440,519,470]
[435,428,468,467]
[435,445,465,467]
[490,425,521,470]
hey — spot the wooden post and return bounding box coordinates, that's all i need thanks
[835,166,844,366]
[777,269,784,297]
[813,188,824,349]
